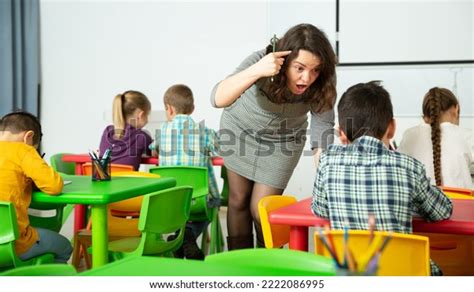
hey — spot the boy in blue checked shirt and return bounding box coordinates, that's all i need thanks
[151,84,219,260]
[311,81,452,275]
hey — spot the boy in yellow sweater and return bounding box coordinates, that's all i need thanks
[0,111,72,263]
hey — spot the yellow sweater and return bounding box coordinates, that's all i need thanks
[0,142,63,255]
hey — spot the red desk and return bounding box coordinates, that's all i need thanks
[268,197,474,251]
[62,154,223,175]
[62,154,224,232]
[62,154,159,175]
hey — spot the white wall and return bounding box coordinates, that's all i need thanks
[40,0,473,201]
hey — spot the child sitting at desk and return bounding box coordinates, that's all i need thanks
[99,90,153,170]
[311,81,453,275]
[398,87,473,189]
[151,84,219,260]
[0,111,72,263]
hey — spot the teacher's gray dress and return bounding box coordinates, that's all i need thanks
[211,50,335,189]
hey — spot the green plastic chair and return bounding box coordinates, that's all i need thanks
[49,153,76,225]
[106,186,193,261]
[205,248,337,276]
[0,201,54,272]
[149,166,224,255]
[0,264,77,276]
[28,201,66,233]
[50,153,76,175]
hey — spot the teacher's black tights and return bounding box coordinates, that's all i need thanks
[226,169,283,249]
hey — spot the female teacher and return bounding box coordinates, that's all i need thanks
[211,23,337,250]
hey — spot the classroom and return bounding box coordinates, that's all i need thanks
[0,0,473,286]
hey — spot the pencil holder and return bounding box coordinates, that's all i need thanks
[91,159,111,181]
[314,230,431,276]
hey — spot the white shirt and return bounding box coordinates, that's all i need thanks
[398,122,474,189]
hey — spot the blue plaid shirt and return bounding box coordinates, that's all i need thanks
[153,115,219,199]
[312,136,453,275]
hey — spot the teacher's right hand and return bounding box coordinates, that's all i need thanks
[253,50,292,78]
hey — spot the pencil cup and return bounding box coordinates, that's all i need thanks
[91,159,111,181]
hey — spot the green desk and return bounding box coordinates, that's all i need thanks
[32,175,176,268]
[81,255,336,276]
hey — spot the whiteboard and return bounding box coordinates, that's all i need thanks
[338,0,474,63]
[336,66,474,116]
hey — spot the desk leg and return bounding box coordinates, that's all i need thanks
[74,164,83,175]
[74,205,86,233]
[289,226,309,251]
[73,163,86,233]
[91,204,108,268]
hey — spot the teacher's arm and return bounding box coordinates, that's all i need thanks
[211,50,291,108]
[310,109,335,169]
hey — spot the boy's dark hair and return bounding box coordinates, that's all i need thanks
[163,84,194,114]
[0,111,43,145]
[338,81,393,141]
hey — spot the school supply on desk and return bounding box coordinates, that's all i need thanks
[64,180,72,185]
[315,218,396,275]
[316,227,341,268]
[315,227,429,275]
[368,214,375,244]
[323,225,339,264]
[88,147,112,181]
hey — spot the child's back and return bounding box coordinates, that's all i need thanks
[99,90,152,170]
[398,87,473,189]
[157,115,219,198]
[0,111,71,263]
[311,81,452,275]
[0,142,63,254]
[155,84,219,199]
[153,84,219,260]
[313,136,452,233]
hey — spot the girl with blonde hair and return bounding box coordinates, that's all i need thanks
[99,90,152,170]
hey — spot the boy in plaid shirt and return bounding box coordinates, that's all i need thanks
[151,84,219,260]
[311,81,452,275]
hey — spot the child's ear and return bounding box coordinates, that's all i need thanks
[386,118,396,139]
[23,130,35,146]
[137,110,148,120]
[164,103,171,114]
[452,105,460,125]
[168,105,176,116]
[337,127,350,145]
